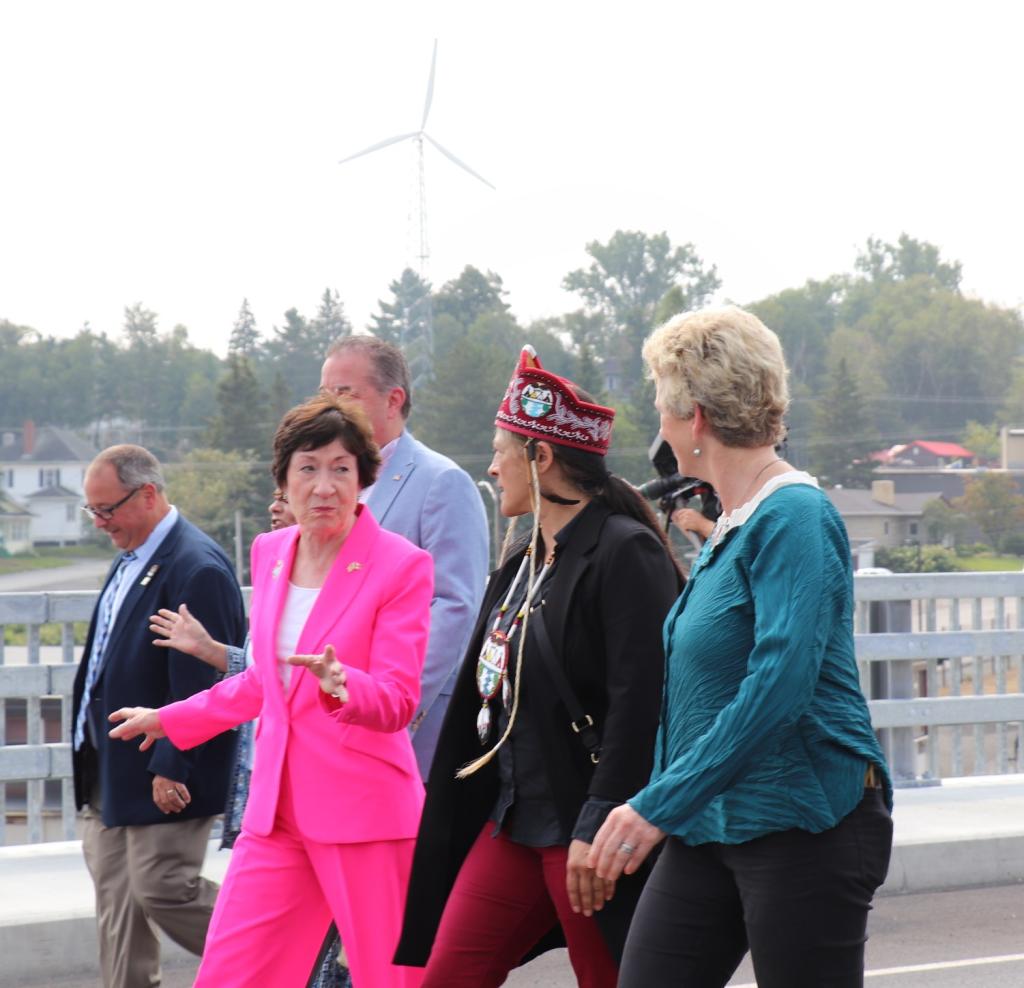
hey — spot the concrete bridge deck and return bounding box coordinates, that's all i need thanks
[4,775,1024,987]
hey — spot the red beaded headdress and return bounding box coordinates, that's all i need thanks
[495,346,615,456]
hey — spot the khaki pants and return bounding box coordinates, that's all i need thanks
[82,800,220,988]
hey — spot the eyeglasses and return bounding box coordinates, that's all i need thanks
[272,490,289,504]
[81,486,142,521]
[321,384,357,398]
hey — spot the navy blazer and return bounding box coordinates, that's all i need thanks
[72,514,246,827]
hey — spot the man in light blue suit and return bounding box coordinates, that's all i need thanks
[321,336,489,779]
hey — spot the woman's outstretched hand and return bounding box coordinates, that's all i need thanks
[288,644,348,703]
[588,803,665,882]
[108,707,167,751]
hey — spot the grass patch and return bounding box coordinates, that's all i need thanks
[0,557,70,575]
[39,544,114,559]
[957,554,1024,572]
[0,547,113,575]
[3,621,91,646]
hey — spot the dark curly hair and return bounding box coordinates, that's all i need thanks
[271,393,381,490]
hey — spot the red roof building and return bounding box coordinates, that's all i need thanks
[871,441,975,468]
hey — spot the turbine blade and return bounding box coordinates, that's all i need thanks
[424,134,496,190]
[421,39,438,131]
[339,132,418,165]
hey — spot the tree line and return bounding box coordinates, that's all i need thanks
[3,230,1022,567]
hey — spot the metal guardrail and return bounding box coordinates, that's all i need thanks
[4,574,1024,843]
[855,571,1024,782]
[0,590,93,845]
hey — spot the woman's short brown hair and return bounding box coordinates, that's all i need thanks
[642,305,790,448]
[271,393,381,489]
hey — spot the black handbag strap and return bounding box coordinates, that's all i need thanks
[530,604,602,764]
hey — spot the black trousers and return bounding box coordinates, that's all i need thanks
[619,788,893,988]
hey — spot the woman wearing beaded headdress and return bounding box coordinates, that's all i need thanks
[394,347,681,987]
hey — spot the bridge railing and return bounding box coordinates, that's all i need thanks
[4,573,1024,843]
[855,571,1024,782]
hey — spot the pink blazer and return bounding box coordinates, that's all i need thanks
[160,506,433,843]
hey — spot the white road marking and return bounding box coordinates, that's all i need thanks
[730,950,1024,985]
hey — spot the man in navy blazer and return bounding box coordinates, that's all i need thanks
[321,336,489,778]
[71,444,245,988]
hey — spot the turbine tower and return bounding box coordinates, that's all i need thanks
[338,39,495,275]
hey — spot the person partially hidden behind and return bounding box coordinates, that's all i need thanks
[71,444,245,988]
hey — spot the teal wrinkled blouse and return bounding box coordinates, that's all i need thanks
[629,476,893,845]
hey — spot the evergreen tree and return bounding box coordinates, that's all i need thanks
[810,357,877,487]
[228,299,261,357]
[433,266,509,329]
[309,288,351,353]
[270,369,293,422]
[207,355,270,453]
[370,269,432,347]
[575,341,605,399]
[264,308,321,405]
[120,303,161,422]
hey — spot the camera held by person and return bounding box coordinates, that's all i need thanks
[637,436,721,547]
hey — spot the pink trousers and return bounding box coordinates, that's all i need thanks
[194,775,423,988]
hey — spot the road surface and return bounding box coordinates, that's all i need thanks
[0,558,111,593]
[17,883,1024,987]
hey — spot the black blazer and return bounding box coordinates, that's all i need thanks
[72,514,246,826]
[395,502,681,966]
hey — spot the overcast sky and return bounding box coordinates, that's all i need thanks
[1,1,1021,355]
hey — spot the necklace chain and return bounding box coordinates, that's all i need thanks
[711,458,784,548]
[738,457,782,508]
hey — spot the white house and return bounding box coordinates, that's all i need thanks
[0,490,33,554]
[0,422,97,546]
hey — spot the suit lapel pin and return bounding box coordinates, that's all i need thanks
[139,564,159,587]
[347,561,362,573]
[272,560,283,579]
[392,474,402,481]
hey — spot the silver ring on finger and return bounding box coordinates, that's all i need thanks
[618,841,636,855]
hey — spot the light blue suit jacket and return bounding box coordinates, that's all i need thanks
[366,429,489,778]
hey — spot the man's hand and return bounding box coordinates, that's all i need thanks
[152,775,191,815]
[566,838,615,917]
[287,644,348,702]
[672,507,714,540]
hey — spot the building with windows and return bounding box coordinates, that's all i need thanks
[0,423,97,546]
[0,490,33,554]
[825,480,941,549]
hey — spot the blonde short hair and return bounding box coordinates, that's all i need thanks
[642,306,790,448]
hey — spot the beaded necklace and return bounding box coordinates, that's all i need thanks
[474,548,552,743]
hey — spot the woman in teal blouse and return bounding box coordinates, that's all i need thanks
[589,306,893,988]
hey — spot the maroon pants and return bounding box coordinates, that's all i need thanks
[423,824,617,988]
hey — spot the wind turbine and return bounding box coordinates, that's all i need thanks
[338,39,495,274]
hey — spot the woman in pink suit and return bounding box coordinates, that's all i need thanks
[110,393,432,988]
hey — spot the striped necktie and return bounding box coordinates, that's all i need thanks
[74,551,137,750]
